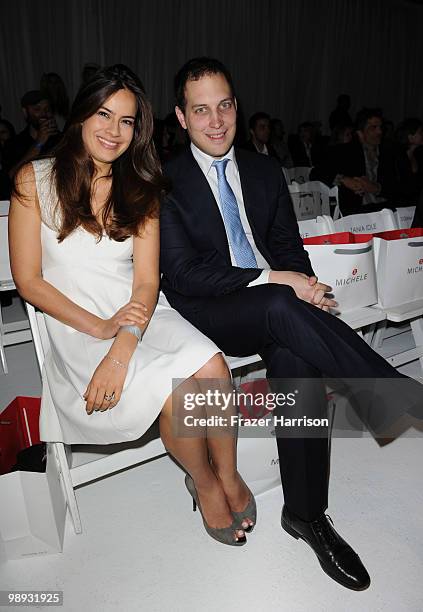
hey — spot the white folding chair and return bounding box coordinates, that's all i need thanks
[0,208,32,373]
[25,302,262,535]
[371,301,423,373]
[288,181,338,221]
[282,166,311,184]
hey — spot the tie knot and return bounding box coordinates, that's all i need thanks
[212,158,229,176]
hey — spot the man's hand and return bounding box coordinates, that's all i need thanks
[269,271,337,310]
[354,176,381,194]
[341,176,365,193]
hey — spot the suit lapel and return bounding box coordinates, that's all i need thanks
[235,149,271,260]
[177,150,231,261]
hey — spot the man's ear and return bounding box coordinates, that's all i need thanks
[356,130,364,143]
[175,106,187,130]
[22,108,28,121]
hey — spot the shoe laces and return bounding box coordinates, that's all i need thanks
[313,513,337,545]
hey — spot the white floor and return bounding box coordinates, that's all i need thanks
[0,302,422,612]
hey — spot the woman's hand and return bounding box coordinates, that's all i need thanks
[83,354,129,415]
[93,300,149,339]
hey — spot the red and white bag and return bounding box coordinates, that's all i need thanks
[373,228,423,308]
[303,232,377,313]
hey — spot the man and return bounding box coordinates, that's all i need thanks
[288,121,323,167]
[270,118,293,168]
[2,91,61,176]
[243,112,280,161]
[160,57,420,590]
[311,108,397,215]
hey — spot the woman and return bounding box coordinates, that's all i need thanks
[9,64,255,546]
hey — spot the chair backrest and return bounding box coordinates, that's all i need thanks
[334,208,398,235]
[283,166,311,184]
[288,181,335,220]
[0,201,10,216]
[25,303,49,374]
[297,215,336,239]
[0,216,14,285]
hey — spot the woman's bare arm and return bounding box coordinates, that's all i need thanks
[108,214,160,363]
[9,164,147,339]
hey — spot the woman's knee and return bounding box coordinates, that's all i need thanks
[194,352,230,379]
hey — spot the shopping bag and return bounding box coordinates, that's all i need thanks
[235,376,281,495]
[0,398,66,561]
[334,208,398,234]
[395,206,416,230]
[0,397,41,475]
[303,232,377,312]
[297,215,335,239]
[373,228,423,308]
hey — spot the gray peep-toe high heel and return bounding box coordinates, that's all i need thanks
[185,474,247,546]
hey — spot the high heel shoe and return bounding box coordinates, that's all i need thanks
[184,475,247,546]
[231,484,257,533]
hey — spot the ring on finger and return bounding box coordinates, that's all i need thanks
[104,392,115,402]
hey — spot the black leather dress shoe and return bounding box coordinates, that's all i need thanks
[281,506,371,591]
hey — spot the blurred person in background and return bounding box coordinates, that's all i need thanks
[394,118,423,205]
[40,72,70,130]
[2,90,61,176]
[270,118,293,167]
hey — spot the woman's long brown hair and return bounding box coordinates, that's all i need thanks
[52,64,167,242]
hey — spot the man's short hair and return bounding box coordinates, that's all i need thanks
[20,90,47,108]
[249,112,270,130]
[355,107,383,132]
[174,57,235,112]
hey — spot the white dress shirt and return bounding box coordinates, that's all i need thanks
[191,142,271,286]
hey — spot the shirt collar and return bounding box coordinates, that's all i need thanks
[191,142,237,177]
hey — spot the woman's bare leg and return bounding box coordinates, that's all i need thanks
[159,361,244,537]
[192,354,254,529]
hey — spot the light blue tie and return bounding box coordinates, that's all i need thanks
[212,159,258,268]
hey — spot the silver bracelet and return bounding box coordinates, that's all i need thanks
[119,324,144,343]
[105,355,128,369]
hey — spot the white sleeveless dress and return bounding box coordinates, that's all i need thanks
[33,159,219,444]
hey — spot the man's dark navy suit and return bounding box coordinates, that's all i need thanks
[160,146,408,521]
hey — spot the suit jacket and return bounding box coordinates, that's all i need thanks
[242,140,281,163]
[160,146,314,314]
[287,135,326,168]
[310,140,397,215]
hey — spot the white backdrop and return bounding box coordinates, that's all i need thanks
[1,0,422,133]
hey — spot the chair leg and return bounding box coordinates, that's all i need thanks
[371,320,387,350]
[361,322,376,345]
[54,442,82,534]
[0,302,8,374]
[410,317,423,375]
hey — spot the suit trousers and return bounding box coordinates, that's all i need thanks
[178,283,413,521]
